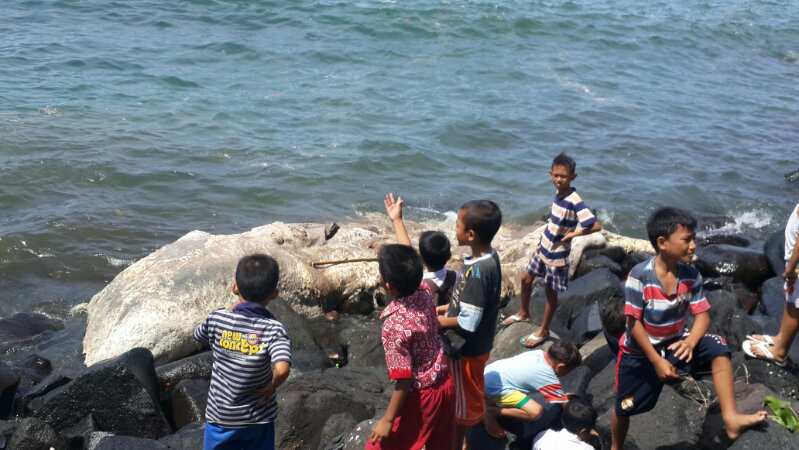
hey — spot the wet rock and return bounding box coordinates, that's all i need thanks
[9,355,51,390]
[764,230,786,275]
[731,354,799,400]
[6,417,65,450]
[596,386,704,450]
[0,313,63,352]
[62,414,98,449]
[310,313,384,370]
[573,255,622,279]
[759,276,785,319]
[0,364,19,420]
[621,252,652,278]
[703,276,734,291]
[35,347,172,439]
[158,422,205,450]
[570,303,603,345]
[583,246,627,264]
[701,383,788,449]
[170,379,208,430]
[156,351,213,389]
[702,290,756,352]
[0,420,16,449]
[732,284,759,314]
[696,244,773,291]
[697,234,751,248]
[85,432,166,450]
[488,322,560,364]
[18,373,71,416]
[276,367,393,450]
[319,413,360,449]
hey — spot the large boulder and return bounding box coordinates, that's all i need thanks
[169,379,209,430]
[530,268,622,328]
[308,313,385,370]
[586,361,616,415]
[17,373,71,417]
[731,354,799,400]
[85,432,166,450]
[621,252,652,278]
[276,367,393,450]
[759,276,786,319]
[569,303,603,345]
[326,418,376,450]
[703,289,763,352]
[488,322,560,364]
[156,351,213,389]
[764,230,786,275]
[158,422,205,450]
[573,255,622,279]
[35,347,172,439]
[696,244,773,291]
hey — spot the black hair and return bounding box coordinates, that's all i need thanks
[378,244,424,297]
[459,200,502,244]
[562,396,598,435]
[600,300,626,338]
[551,152,577,174]
[235,254,280,303]
[418,231,451,271]
[547,341,582,369]
[646,207,697,251]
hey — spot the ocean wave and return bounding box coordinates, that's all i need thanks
[703,209,774,236]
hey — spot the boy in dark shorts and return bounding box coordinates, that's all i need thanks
[503,153,602,348]
[611,208,765,449]
[384,193,457,306]
[367,244,455,450]
[436,200,503,449]
[194,254,292,450]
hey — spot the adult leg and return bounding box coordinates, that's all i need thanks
[534,286,558,338]
[610,412,629,450]
[710,355,766,440]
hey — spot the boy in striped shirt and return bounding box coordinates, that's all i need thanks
[611,208,764,449]
[505,153,602,348]
[194,254,291,450]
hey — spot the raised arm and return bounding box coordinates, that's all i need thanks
[384,193,412,246]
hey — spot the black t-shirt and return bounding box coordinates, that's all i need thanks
[446,249,502,357]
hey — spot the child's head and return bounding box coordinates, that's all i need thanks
[547,341,582,376]
[646,207,697,261]
[378,244,424,297]
[600,300,626,339]
[456,200,502,247]
[550,152,577,191]
[234,254,280,304]
[562,396,598,442]
[418,231,451,271]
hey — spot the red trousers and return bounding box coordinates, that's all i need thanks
[364,375,456,450]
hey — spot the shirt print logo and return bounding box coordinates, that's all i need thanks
[218,330,263,356]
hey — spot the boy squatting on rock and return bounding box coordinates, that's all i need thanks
[743,201,799,367]
[611,208,765,450]
[482,341,581,439]
[503,153,602,348]
[193,254,292,450]
[366,244,456,450]
[533,396,599,450]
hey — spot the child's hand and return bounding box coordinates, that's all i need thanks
[436,304,448,316]
[654,357,679,381]
[249,382,275,407]
[560,231,576,242]
[668,340,694,363]
[369,417,394,444]
[384,193,404,222]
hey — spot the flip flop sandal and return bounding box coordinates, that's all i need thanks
[500,314,527,326]
[743,339,787,367]
[519,333,549,349]
[745,334,775,345]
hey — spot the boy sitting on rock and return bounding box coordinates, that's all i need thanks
[611,208,765,449]
[533,396,598,450]
[367,244,455,450]
[483,341,581,438]
[384,193,457,306]
[194,254,292,450]
[437,199,503,449]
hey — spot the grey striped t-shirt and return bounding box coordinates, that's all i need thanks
[194,302,292,427]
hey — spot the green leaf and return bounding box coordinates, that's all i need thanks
[763,395,799,432]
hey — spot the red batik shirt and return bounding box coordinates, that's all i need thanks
[380,285,448,391]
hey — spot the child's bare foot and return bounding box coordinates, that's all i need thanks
[724,411,767,440]
[483,410,508,439]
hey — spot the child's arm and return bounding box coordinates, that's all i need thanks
[785,226,799,295]
[253,361,290,406]
[384,193,412,247]
[627,316,678,380]
[369,378,413,444]
[562,219,602,242]
[437,315,461,330]
[669,311,709,363]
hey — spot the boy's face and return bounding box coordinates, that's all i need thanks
[658,224,696,262]
[455,209,474,246]
[549,164,576,191]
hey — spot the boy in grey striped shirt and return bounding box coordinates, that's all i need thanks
[194,254,292,450]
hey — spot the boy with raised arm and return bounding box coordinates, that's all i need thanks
[503,153,602,349]
[611,208,765,449]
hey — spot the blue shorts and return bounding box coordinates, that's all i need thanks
[526,252,568,292]
[614,333,730,417]
[204,422,275,450]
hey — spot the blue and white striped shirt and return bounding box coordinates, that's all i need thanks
[194,302,291,427]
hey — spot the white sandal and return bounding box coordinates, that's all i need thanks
[745,334,775,345]
[742,339,787,367]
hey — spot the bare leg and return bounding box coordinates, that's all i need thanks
[483,407,507,438]
[752,303,799,362]
[711,355,767,440]
[503,272,534,325]
[611,411,629,450]
[455,424,469,450]
[533,286,558,338]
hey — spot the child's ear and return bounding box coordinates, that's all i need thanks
[467,229,477,243]
[656,235,668,251]
[232,282,240,296]
[571,172,577,181]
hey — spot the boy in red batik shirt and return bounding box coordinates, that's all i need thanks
[367,244,455,450]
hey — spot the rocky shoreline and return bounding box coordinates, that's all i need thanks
[1,216,798,449]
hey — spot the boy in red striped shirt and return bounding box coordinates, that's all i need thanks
[611,208,765,449]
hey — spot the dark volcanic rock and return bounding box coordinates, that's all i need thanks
[0,363,20,420]
[156,351,212,389]
[329,418,376,450]
[697,234,751,248]
[764,229,786,275]
[531,268,622,328]
[597,386,704,450]
[701,383,790,449]
[574,255,622,279]
[35,347,172,439]
[759,276,786,319]
[18,373,71,416]
[586,361,616,414]
[10,354,51,390]
[0,313,63,352]
[732,284,759,314]
[731,354,799,400]
[696,244,773,290]
[621,252,652,278]
[170,379,209,430]
[488,322,560,364]
[310,313,385,370]
[703,289,763,352]
[268,298,329,371]
[276,367,393,450]
[704,276,734,291]
[85,432,166,450]
[569,303,603,345]
[158,422,205,450]
[583,246,627,264]
[6,417,65,450]
[62,414,98,449]
[0,420,16,449]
